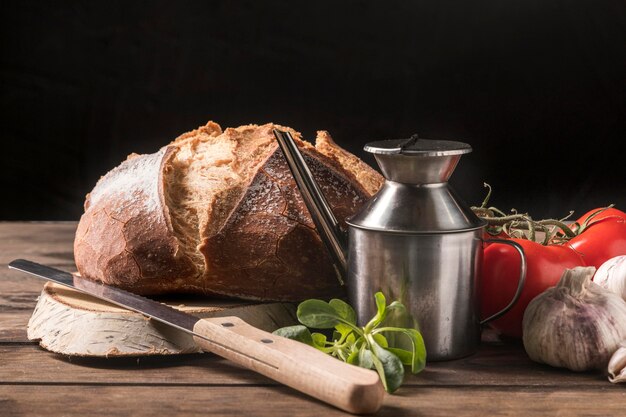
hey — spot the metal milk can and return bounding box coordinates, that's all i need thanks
[274,131,526,361]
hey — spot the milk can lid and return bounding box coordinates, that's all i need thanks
[364,135,472,156]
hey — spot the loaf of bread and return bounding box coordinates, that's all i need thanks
[74,122,384,301]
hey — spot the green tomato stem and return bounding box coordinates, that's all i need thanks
[577,204,615,233]
[480,182,492,208]
[536,219,576,237]
[487,206,508,217]
[480,213,530,225]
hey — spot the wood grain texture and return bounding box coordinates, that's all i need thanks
[0,223,77,343]
[0,344,610,387]
[0,385,624,417]
[0,222,77,268]
[0,312,33,342]
[1,222,623,416]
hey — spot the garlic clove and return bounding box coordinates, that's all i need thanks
[594,255,626,301]
[608,342,626,383]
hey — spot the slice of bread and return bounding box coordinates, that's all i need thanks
[74,121,383,301]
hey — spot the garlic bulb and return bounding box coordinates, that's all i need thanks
[594,255,626,301]
[523,266,626,371]
[608,340,626,383]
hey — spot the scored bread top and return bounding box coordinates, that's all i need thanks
[74,121,384,300]
[163,123,307,278]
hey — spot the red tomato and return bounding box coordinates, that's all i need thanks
[573,207,626,227]
[480,239,585,339]
[567,208,626,269]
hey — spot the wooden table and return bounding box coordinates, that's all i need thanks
[0,222,623,416]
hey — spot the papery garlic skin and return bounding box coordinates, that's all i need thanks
[594,255,626,301]
[523,266,626,371]
[608,341,626,383]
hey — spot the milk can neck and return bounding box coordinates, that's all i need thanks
[372,153,462,184]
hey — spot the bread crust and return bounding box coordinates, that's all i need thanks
[74,122,382,301]
[314,130,384,196]
[74,147,199,293]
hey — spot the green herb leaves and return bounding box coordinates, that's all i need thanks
[273,292,427,393]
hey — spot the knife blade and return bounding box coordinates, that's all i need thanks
[8,259,383,414]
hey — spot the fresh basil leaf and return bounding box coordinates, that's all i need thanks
[372,333,388,348]
[272,325,314,345]
[332,330,342,341]
[380,302,415,333]
[333,326,352,342]
[297,299,341,328]
[359,344,376,369]
[311,332,328,348]
[369,335,405,393]
[329,299,357,324]
[386,347,413,366]
[330,298,358,336]
[347,349,359,365]
[374,327,427,374]
[365,292,388,331]
[375,292,387,319]
[386,300,404,313]
[369,353,388,392]
[283,292,426,395]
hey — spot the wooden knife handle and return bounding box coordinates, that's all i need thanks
[192,317,384,414]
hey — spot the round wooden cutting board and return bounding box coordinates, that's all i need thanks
[27,282,298,357]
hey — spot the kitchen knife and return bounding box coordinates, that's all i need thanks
[8,259,384,414]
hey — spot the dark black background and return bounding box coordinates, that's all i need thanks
[2,1,625,220]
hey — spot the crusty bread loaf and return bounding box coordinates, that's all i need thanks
[74,122,384,301]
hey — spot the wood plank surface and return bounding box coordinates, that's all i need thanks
[0,222,77,344]
[0,312,33,343]
[1,222,624,417]
[0,385,624,417]
[0,222,77,269]
[0,344,611,388]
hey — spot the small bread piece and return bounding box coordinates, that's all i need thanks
[74,122,383,301]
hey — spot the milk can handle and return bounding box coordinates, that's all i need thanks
[479,239,527,325]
